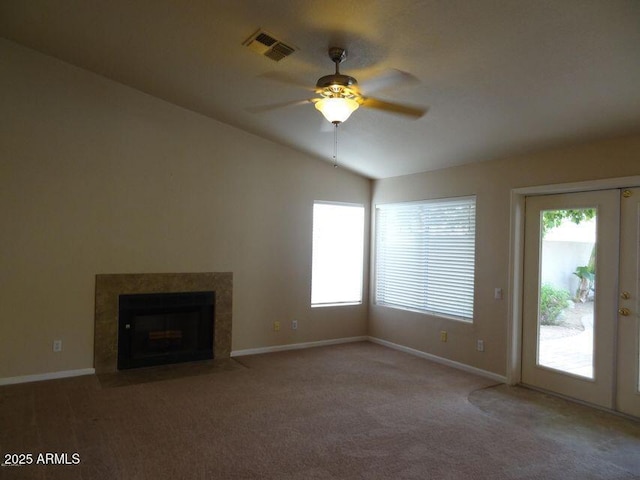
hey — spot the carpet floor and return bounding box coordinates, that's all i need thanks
[1,341,638,479]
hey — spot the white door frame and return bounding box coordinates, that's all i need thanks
[507,175,640,386]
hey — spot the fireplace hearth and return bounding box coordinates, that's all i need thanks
[117,291,215,369]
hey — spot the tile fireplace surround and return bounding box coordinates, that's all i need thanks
[94,272,232,374]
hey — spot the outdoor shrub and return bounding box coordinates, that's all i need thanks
[539,284,571,326]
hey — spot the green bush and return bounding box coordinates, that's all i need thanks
[539,284,571,326]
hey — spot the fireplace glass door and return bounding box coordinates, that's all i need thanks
[118,291,214,369]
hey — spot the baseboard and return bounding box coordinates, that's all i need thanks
[231,336,368,357]
[0,368,96,386]
[368,336,507,383]
[0,338,502,385]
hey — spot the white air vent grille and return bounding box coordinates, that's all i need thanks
[265,42,295,61]
[255,32,277,47]
[243,29,296,62]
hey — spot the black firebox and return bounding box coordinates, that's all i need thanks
[117,291,214,370]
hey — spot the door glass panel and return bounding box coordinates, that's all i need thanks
[537,208,597,379]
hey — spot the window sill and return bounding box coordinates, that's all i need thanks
[311,301,362,308]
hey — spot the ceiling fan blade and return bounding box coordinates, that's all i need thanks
[246,99,312,113]
[359,69,420,95]
[360,97,428,119]
[258,71,314,90]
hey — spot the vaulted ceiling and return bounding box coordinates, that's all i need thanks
[1,0,639,179]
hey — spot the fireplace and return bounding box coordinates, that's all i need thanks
[94,272,232,374]
[117,291,215,369]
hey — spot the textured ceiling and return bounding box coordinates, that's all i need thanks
[1,0,639,179]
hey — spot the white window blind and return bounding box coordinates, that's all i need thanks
[311,202,365,307]
[375,196,476,321]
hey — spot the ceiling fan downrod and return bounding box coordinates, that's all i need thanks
[315,47,358,91]
[329,47,347,74]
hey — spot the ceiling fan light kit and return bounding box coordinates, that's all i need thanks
[314,97,359,124]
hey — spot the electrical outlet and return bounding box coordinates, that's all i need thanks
[291,320,298,330]
[477,339,484,352]
[273,321,280,332]
[53,340,62,352]
[440,331,447,342]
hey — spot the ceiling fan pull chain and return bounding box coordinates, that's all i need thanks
[333,123,338,168]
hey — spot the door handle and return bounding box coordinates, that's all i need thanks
[618,308,630,316]
[620,291,631,300]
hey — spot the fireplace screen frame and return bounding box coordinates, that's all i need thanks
[117,291,215,370]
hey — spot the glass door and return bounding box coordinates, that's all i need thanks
[522,190,619,409]
[617,187,640,418]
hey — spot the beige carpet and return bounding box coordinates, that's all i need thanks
[1,342,638,479]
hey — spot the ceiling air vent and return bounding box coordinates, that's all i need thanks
[243,29,296,62]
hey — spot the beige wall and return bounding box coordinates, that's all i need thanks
[0,39,371,379]
[3,37,638,383]
[371,134,640,376]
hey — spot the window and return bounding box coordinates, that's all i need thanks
[311,202,365,307]
[375,196,476,321]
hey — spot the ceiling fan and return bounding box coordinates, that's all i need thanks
[251,47,428,125]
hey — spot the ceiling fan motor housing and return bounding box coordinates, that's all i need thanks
[316,74,358,90]
[315,47,359,96]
